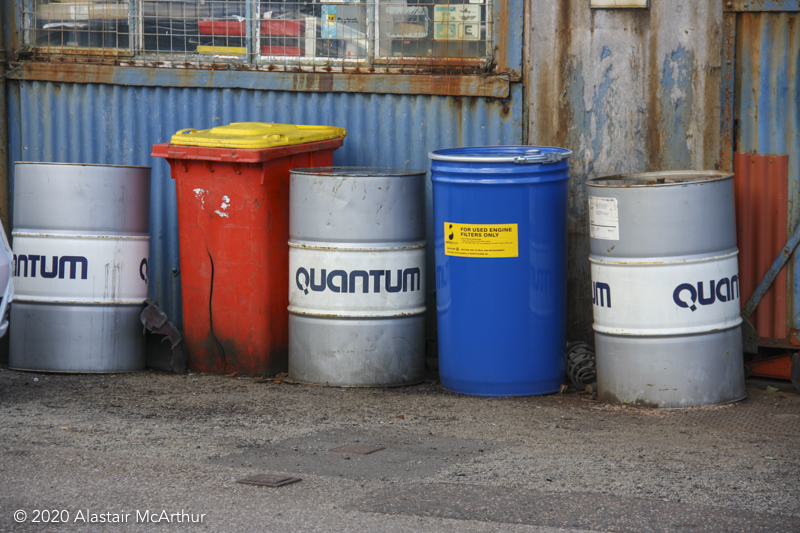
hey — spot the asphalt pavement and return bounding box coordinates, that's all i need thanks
[1,368,798,532]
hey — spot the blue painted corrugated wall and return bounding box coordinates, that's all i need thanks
[7,81,523,328]
[735,11,800,330]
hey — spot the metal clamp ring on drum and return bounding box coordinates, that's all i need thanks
[513,149,573,164]
[428,148,572,164]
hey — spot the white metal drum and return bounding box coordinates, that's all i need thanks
[288,167,426,386]
[588,171,746,408]
[10,163,151,372]
[0,223,13,339]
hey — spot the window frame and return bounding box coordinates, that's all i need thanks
[8,0,521,98]
[20,0,500,74]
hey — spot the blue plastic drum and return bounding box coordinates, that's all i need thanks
[429,146,572,396]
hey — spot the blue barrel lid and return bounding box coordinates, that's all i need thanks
[428,146,572,164]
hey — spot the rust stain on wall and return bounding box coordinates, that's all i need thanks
[528,0,725,343]
[13,62,511,98]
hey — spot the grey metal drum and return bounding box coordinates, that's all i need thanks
[588,171,745,408]
[288,167,426,387]
[10,163,151,372]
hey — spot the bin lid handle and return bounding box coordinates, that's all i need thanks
[264,133,289,143]
[175,129,197,136]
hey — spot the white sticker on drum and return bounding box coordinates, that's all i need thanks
[589,196,620,241]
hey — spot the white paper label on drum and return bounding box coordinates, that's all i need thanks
[589,196,620,241]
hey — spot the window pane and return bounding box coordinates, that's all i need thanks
[258,1,368,62]
[142,1,246,56]
[138,0,370,62]
[377,0,491,60]
[23,0,493,66]
[30,0,131,51]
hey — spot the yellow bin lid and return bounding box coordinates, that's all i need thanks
[169,122,347,150]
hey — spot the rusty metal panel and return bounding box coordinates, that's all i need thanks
[2,0,20,58]
[8,63,512,99]
[748,354,793,380]
[734,153,789,339]
[727,0,800,12]
[6,80,523,329]
[734,10,800,333]
[494,0,524,77]
[528,0,725,342]
[720,11,736,172]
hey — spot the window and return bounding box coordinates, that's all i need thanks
[23,1,495,73]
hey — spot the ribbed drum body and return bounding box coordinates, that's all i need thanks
[588,171,746,408]
[430,147,571,396]
[10,163,151,372]
[288,168,426,386]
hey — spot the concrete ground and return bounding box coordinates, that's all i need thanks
[0,366,798,533]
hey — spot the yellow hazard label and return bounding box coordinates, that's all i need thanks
[444,222,519,258]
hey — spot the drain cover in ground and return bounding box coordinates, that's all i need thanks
[236,474,301,487]
[329,444,385,455]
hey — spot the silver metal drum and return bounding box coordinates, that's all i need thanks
[588,171,745,408]
[10,163,151,372]
[288,167,426,386]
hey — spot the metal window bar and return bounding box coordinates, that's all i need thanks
[23,1,34,52]
[22,0,494,73]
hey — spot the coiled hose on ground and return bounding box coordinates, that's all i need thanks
[565,341,597,391]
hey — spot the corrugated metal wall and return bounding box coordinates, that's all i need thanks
[14,1,794,355]
[734,152,788,340]
[527,0,725,342]
[6,81,523,330]
[734,10,800,334]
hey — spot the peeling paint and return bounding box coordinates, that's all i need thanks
[562,59,617,228]
[659,45,695,169]
[194,188,208,209]
[214,195,231,217]
[529,1,725,343]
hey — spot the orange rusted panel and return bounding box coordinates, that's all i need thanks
[734,152,789,340]
[748,354,792,381]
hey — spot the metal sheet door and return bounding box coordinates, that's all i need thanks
[721,1,800,352]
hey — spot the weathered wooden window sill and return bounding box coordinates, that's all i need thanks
[8,62,511,98]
